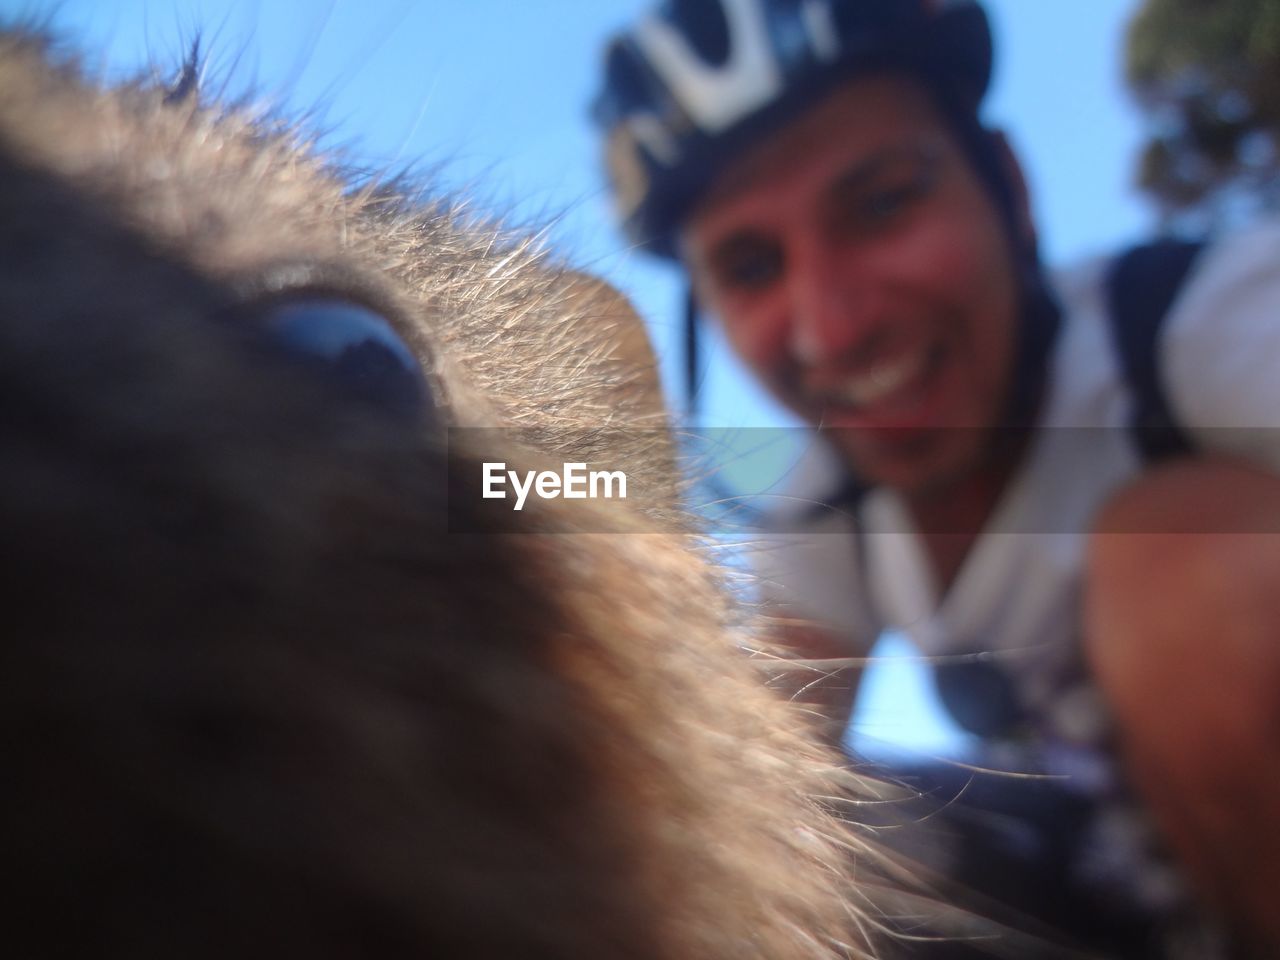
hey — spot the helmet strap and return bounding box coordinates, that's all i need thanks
[683,285,702,418]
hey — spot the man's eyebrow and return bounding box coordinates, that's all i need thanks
[826,140,943,196]
[685,139,946,267]
[698,137,944,228]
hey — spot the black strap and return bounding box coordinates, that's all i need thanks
[683,286,701,414]
[1104,239,1205,462]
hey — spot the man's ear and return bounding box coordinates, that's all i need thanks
[990,129,1037,250]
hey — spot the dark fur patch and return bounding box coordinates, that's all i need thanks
[0,32,896,960]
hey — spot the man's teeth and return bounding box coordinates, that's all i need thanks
[827,353,928,407]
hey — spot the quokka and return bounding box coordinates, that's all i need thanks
[0,30,916,960]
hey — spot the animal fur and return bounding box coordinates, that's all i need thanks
[0,32,908,959]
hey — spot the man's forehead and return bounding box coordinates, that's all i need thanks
[688,74,947,223]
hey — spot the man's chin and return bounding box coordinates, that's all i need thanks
[824,424,988,499]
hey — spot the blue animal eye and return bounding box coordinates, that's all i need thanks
[260,299,430,420]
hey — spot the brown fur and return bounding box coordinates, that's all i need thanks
[0,32,913,959]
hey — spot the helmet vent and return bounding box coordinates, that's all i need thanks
[662,0,732,68]
[603,40,654,115]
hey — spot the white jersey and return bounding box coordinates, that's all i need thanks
[750,216,1280,914]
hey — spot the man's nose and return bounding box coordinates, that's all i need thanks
[786,244,885,367]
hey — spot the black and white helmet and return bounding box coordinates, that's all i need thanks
[593,0,994,257]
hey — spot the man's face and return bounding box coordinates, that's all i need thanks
[683,76,1023,496]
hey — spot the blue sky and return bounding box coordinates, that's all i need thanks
[4,0,1153,756]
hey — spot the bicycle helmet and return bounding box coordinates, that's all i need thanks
[593,0,995,258]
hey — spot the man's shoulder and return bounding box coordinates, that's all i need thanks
[1070,217,1280,463]
[1051,217,1280,336]
[1160,217,1280,456]
[1169,216,1280,320]
[1043,227,1280,400]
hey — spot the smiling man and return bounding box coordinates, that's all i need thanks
[685,75,1021,502]
[594,1,1280,955]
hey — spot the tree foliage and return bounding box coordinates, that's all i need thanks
[1126,0,1280,225]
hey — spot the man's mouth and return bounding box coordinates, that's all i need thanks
[808,346,943,424]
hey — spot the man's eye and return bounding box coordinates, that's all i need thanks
[838,165,938,233]
[711,241,784,291]
[861,185,917,222]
